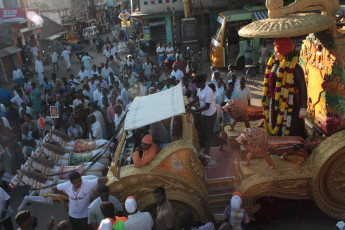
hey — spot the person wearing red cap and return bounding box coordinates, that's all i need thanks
[263,37,307,138]
[131,134,160,168]
[223,192,249,230]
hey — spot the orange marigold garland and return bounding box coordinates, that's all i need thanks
[262,53,298,136]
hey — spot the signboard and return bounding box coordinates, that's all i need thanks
[0,8,25,23]
[119,10,130,21]
[149,20,166,27]
[144,25,151,39]
[121,21,131,27]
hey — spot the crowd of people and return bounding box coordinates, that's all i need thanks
[0,28,259,229]
[6,18,337,230]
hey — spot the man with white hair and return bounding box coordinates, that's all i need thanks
[124,196,154,230]
[223,192,250,230]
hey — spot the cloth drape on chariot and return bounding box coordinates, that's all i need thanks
[59,165,85,180]
[69,152,93,166]
[73,139,96,153]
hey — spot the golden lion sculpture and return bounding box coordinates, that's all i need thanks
[222,99,264,131]
[235,128,312,170]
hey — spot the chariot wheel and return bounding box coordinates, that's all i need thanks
[310,130,345,219]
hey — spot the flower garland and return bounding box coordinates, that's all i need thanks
[262,53,298,136]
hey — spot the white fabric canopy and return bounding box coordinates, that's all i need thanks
[124,83,185,131]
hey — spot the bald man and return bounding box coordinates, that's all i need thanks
[131,134,160,168]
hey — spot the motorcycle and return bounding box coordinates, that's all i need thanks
[95,38,104,53]
[76,51,84,62]
[42,50,51,66]
[184,47,202,71]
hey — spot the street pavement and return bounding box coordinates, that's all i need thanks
[3,33,337,229]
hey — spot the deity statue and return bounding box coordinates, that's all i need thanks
[262,38,308,138]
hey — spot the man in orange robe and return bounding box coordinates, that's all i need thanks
[131,134,160,167]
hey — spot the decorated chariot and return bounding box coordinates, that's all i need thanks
[106,0,345,224]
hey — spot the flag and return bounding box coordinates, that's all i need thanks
[38,115,46,130]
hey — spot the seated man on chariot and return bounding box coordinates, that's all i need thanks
[131,134,160,168]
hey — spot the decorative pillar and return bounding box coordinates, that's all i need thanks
[164,15,173,44]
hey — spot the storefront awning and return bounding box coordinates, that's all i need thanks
[62,21,77,26]
[253,11,268,21]
[42,32,66,41]
[0,45,22,58]
[124,83,185,131]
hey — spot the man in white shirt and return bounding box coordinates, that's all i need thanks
[186,75,217,155]
[101,63,114,79]
[103,46,111,63]
[170,65,184,82]
[88,114,104,139]
[69,74,80,90]
[121,82,131,107]
[82,52,93,72]
[93,83,103,105]
[110,44,116,56]
[126,55,135,68]
[51,51,59,72]
[78,65,90,81]
[13,66,24,86]
[54,171,107,230]
[88,185,123,229]
[113,104,125,129]
[227,74,240,98]
[90,103,107,138]
[234,78,252,105]
[11,90,24,107]
[127,71,137,86]
[30,46,38,62]
[156,42,165,69]
[90,65,99,77]
[124,196,154,230]
[0,187,13,230]
[142,58,152,80]
[61,48,72,70]
[83,84,93,102]
[35,57,44,86]
[165,42,174,58]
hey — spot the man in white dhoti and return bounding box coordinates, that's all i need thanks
[34,57,44,86]
[61,48,72,71]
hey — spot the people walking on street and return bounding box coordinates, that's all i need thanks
[88,31,94,49]
[156,42,165,70]
[30,45,39,62]
[259,40,271,74]
[61,48,72,71]
[51,51,59,72]
[35,57,44,87]
[244,39,253,72]
[82,52,93,73]
[13,66,24,87]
